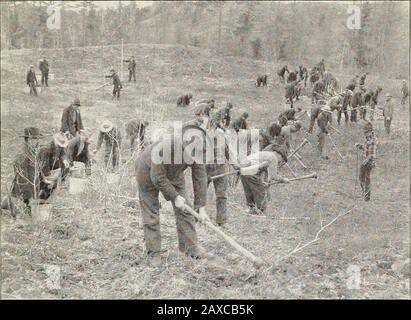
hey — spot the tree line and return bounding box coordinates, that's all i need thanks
[1,1,408,77]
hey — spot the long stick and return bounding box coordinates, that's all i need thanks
[268,172,318,186]
[289,148,308,169]
[183,204,265,268]
[279,139,308,168]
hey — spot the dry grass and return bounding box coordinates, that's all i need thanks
[1,44,409,299]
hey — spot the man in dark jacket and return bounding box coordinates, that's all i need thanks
[338,89,352,125]
[312,79,325,104]
[350,89,364,122]
[66,129,92,176]
[105,69,122,100]
[7,128,43,213]
[38,132,70,194]
[299,65,308,87]
[123,56,136,82]
[93,120,122,172]
[364,86,382,121]
[135,125,209,265]
[61,97,84,138]
[230,112,249,132]
[26,66,38,96]
[277,65,289,83]
[177,93,193,108]
[39,57,49,86]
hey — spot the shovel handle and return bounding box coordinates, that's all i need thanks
[183,204,265,268]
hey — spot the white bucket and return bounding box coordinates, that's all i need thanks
[106,173,120,184]
[71,162,85,178]
[49,73,55,80]
[31,204,53,223]
[69,177,87,194]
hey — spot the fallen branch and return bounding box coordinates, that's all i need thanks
[272,206,355,266]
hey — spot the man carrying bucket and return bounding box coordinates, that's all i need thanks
[93,120,122,172]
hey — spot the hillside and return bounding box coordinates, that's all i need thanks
[1,43,409,299]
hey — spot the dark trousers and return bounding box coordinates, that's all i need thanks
[240,173,267,214]
[359,162,372,201]
[112,87,121,100]
[384,118,392,134]
[104,144,119,170]
[128,69,136,82]
[29,83,37,96]
[337,108,349,125]
[206,164,228,225]
[350,109,358,122]
[41,71,49,86]
[136,165,199,256]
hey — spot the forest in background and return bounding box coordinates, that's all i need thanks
[1,1,409,77]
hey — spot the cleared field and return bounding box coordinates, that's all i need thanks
[1,44,409,299]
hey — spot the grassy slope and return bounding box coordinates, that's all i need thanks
[1,44,409,299]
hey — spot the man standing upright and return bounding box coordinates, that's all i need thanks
[39,57,49,87]
[105,69,122,100]
[61,97,84,138]
[355,122,377,201]
[26,66,38,96]
[379,93,395,135]
[123,56,136,82]
[401,80,408,107]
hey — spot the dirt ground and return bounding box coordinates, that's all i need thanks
[1,44,409,299]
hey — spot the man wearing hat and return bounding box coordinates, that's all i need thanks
[364,86,382,121]
[26,65,38,96]
[61,97,84,138]
[401,80,408,107]
[230,112,249,133]
[379,93,395,134]
[135,125,209,266]
[66,129,93,176]
[39,56,50,87]
[38,132,70,196]
[3,128,44,214]
[125,119,149,151]
[105,69,123,100]
[316,106,333,160]
[355,122,377,201]
[123,55,136,82]
[93,120,122,172]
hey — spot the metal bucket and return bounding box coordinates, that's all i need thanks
[69,177,87,194]
[71,162,85,178]
[31,203,53,223]
[106,173,120,184]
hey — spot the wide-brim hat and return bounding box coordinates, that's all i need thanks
[100,120,114,133]
[73,97,81,106]
[19,127,43,139]
[53,132,69,148]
